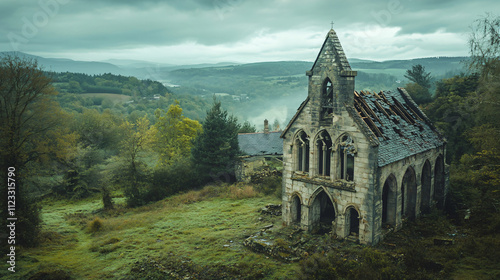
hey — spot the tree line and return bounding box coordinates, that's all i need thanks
[0,57,245,247]
[394,13,500,257]
[50,72,168,97]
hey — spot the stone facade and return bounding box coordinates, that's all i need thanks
[280,29,447,245]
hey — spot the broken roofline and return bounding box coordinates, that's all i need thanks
[354,87,444,141]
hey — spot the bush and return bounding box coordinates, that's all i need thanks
[228,184,258,199]
[111,160,150,208]
[87,217,104,233]
[461,235,500,262]
[297,249,404,280]
[254,174,282,198]
[3,185,43,248]
[146,159,198,202]
[102,187,114,210]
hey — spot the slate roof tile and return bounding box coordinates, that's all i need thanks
[354,88,445,166]
[238,131,283,156]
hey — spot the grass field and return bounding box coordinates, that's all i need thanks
[10,184,298,279]
[6,183,499,279]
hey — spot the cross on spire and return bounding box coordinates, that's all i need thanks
[330,21,334,29]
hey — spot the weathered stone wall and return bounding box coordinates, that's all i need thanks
[282,96,379,244]
[235,156,266,183]
[373,145,447,244]
[236,156,282,183]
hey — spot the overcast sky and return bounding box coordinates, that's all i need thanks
[0,0,498,65]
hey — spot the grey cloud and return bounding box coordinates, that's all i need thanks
[0,0,497,63]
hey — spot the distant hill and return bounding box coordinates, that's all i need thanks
[167,56,469,84]
[0,52,470,128]
[1,52,469,82]
[350,56,469,78]
[0,52,124,75]
[168,61,313,78]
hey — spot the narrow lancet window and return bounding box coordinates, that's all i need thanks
[296,131,309,172]
[339,135,355,181]
[316,131,332,176]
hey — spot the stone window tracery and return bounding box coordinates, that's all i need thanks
[339,135,355,181]
[295,131,310,172]
[316,130,332,176]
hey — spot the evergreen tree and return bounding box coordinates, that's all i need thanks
[404,64,432,89]
[238,120,256,133]
[192,99,240,184]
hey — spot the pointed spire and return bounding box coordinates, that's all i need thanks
[309,29,352,74]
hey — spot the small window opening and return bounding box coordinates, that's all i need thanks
[321,79,334,119]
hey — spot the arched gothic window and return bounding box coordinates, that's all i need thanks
[339,135,355,181]
[295,131,309,172]
[316,131,332,176]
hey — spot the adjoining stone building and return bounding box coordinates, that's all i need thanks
[280,29,448,245]
[236,120,283,182]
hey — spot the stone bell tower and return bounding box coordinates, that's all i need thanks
[305,29,357,124]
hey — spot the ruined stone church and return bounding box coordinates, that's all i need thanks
[280,29,448,245]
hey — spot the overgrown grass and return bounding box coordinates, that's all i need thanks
[10,183,292,279]
[7,183,499,279]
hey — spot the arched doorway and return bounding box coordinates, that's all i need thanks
[434,155,445,209]
[346,207,360,238]
[291,195,302,224]
[421,160,432,214]
[382,174,397,226]
[311,189,336,232]
[402,167,417,219]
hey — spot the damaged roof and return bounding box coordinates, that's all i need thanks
[354,88,445,166]
[238,131,283,156]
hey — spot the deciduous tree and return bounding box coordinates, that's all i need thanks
[405,82,432,104]
[0,56,76,247]
[152,102,201,166]
[112,116,153,207]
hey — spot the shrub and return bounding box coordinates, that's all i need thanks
[146,159,198,202]
[11,187,42,247]
[297,253,340,280]
[102,187,114,210]
[228,184,258,199]
[87,217,104,233]
[254,174,282,198]
[297,249,404,280]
